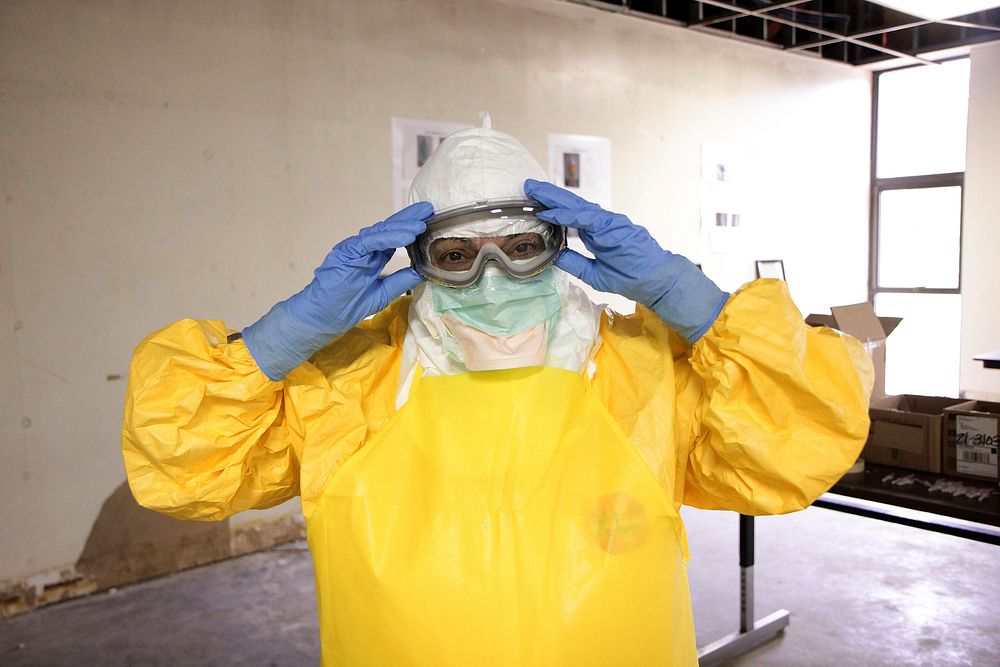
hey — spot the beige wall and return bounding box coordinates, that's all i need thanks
[961,42,1000,401]
[0,0,875,587]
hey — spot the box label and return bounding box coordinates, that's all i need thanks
[955,415,999,477]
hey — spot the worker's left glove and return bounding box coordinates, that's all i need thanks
[525,179,728,343]
[242,202,433,380]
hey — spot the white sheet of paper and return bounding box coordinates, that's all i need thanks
[700,142,748,255]
[545,133,630,312]
[546,133,613,209]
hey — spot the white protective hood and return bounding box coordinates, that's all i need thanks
[407,113,548,210]
[398,113,602,405]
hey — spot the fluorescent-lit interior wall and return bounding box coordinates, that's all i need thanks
[961,41,1000,401]
[0,0,873,586]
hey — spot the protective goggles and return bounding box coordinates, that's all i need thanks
[408,199,566,288]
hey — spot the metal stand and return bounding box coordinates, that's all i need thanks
[697,515,790,666]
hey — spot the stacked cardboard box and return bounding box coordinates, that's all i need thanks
[806,304,999,479]
[943,400,1000,482]
[865,395,968,473]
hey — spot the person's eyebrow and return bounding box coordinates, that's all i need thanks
[435,237,478,246]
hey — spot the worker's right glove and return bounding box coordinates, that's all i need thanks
[525,179,729,343]
[242,202,433,381]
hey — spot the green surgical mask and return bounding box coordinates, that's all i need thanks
[432,267,562,338]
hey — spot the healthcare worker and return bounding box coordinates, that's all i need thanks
[123,115,873,666]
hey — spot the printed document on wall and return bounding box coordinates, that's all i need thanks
[701,142,749,254]
[547,134,613,210]
[546,133,630,312]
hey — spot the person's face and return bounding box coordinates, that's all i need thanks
[429,233,547,272]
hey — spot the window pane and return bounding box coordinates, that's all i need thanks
[875,292,961,398]
[876,59,970,178]
[877,186,961,289]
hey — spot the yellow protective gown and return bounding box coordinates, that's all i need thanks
[122,279,873,665]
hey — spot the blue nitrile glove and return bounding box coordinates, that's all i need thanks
[525,179,729,343]
[242,202,433,380]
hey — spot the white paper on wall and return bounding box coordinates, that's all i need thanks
[391,117,472,211]
[546,133,613,210]
[547,132,612,259]
[700,142,748,255]
[545,133,632,313]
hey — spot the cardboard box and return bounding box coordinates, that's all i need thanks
[805,302,902,404]
[943,400,1000,482]
[865,395,967,473]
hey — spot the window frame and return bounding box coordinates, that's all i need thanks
[868,57,968,302]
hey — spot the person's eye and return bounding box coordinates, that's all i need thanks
[508,238,543,258]
[435,248,474,270]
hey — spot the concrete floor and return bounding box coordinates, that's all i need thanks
[1,505,997,666]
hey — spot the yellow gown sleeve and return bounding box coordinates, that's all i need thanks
[122,319,301,521]
[681,279,875,515]
[122,300,408,523]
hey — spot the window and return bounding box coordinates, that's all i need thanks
[871,58,970,397]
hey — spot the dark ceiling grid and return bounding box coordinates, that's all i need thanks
[566,0,1000,66]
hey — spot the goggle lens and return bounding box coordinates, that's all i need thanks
[408,199,565,288]
[429,233,548,272]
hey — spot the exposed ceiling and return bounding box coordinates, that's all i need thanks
[565,0,1000,67]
